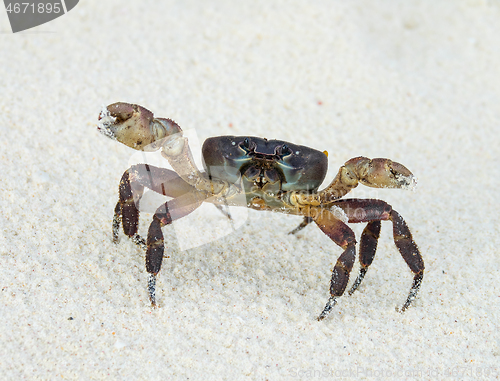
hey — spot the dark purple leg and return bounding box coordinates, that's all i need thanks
[113,164,194,248]
[144,190,210,306]
[113,168,146,248]
[330,199,424,312]
[145,205,171,307]
[112,164,205,306]
[348,220,381,295]
[127,164,194,198]
[390,210,424,311]
[313,209,357,320]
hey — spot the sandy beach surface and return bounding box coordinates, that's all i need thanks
[1,1,499,379]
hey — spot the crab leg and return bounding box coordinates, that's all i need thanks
[288,216,313,235]
[390,210,424,312]
[114,167,145,248]
[146,190,212,306]
[113,164,196,246]
[111,162,211,306]
[348,220,381,295]
[331,199,424,312]
[127,163,195,198]
[312,208,357,320]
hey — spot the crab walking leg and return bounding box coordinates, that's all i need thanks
[288,216,313,235]
[313,209,357,320]
[332,199,390,295]
[146,190,211,306]
[113,202,122,243]
[128,163,235,223]
[114,168,145,248]
[348,220,381,295]
[332,199,424,311]
[113,164,195,248]
[129,164,233,220]
[390,210,424,312]
[128,164,195,198]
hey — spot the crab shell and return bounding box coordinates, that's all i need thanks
[202,136,328,194]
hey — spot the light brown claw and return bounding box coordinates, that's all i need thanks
[313,156,417,204]
[97,102,181,152]
[345,157,417,190]
[97,102,231,196]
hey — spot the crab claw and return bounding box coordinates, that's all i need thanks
[347,157,417,190]
[97,102,181,152]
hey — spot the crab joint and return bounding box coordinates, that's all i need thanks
[161,134,186,157]
[288,191,321,207]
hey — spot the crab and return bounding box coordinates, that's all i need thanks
[97,102,424,320]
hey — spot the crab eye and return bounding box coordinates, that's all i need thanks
[239,137,254,153]
[276,143,292,157]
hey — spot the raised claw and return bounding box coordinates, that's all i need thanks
[345,157,417,190]
[316,156,417,204]
[97,102,181,152]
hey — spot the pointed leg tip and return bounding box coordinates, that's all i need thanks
[347,284,356,296]
[397,305,409,314]
[317,309,332,321]
[147,273,157,307]
[149,296,157,308]
[398,301,412,313]
[317,296,337,321]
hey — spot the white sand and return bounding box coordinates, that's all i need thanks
[1,1,499,379]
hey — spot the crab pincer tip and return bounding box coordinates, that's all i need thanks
[96,105,117,140]
[399,174,418,191]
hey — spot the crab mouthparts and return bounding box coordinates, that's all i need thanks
[255,177,268,188]
[243,166,281,189]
